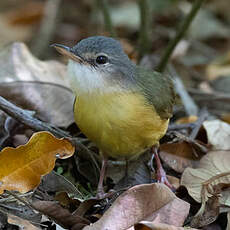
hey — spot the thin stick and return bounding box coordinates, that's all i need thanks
[0,96,69,138]
[96,0,116,37]
[138,0,151,58]
[156,0,206,72]
[169,65,199,116]
[189,108,208,140]
[0,96,98,169]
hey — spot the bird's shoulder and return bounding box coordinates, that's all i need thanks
[133,66,175,119]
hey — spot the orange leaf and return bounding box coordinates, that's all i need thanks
[0,131,75,194]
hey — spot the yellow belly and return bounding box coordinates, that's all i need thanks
[74,91,169,159]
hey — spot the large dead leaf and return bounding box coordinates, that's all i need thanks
[83,183,190,230]
[0,131,74,194]
[203,120,230,150]
[0,81,75,127]
[0,42,69,87]
[181,151,230,227]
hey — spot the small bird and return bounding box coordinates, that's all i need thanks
[52,36,175,197]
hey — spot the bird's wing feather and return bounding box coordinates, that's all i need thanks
[134,67,175,119]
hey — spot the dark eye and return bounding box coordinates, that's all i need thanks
[96,55,108,64]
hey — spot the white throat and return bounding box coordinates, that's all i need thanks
[67,60,107,94]
[67,60,127,95]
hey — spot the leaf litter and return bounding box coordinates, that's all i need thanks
[0,1,230,229]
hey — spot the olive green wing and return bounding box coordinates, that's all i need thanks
[135,67,175,120]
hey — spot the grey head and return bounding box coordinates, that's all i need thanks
[72,36,128,63]
[52,36,136,82]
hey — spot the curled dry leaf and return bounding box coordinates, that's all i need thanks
[0,131,75,194]
[203,120,230,150]
[0,42,69,87]
[83,183,190,230]
[0,81,75,127]
[181,150,230,203]
[181,151,230,227]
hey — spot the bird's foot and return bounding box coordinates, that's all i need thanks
[151,146,175,191]
[96,188,105,199]
[156,166,174,191]
[96,189,116,200]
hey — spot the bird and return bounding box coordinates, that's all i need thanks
[52,36,175,197]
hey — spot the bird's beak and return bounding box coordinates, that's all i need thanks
[51,43,84,64]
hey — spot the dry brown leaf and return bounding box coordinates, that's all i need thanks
[203,120,230,150]
[33,200,90,229]
[83,183,190,230]
[8,214,40,230]
[0,81,75,127]
[160,141,200,173]
[181,151,230,227]
[134,221,198,230]
[55,192,81,209]
[0,42,69,87]
[0,131,75,194]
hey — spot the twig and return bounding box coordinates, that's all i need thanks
[156,0,206,72]
[189,108,208,140]
[169,65,199,116]
[0,96,69,138]
[31,0,62,58]
[4,191,34,211]
[0,192,34,203]
[0,96,98,166]
[171,131,208,154]
[138,0,151,58]
[96,0,116,37]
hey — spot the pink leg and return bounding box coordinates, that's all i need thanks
[151,146,173,189]
[97,156,108,198]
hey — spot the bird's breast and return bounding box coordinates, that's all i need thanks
[74,90,169,159]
